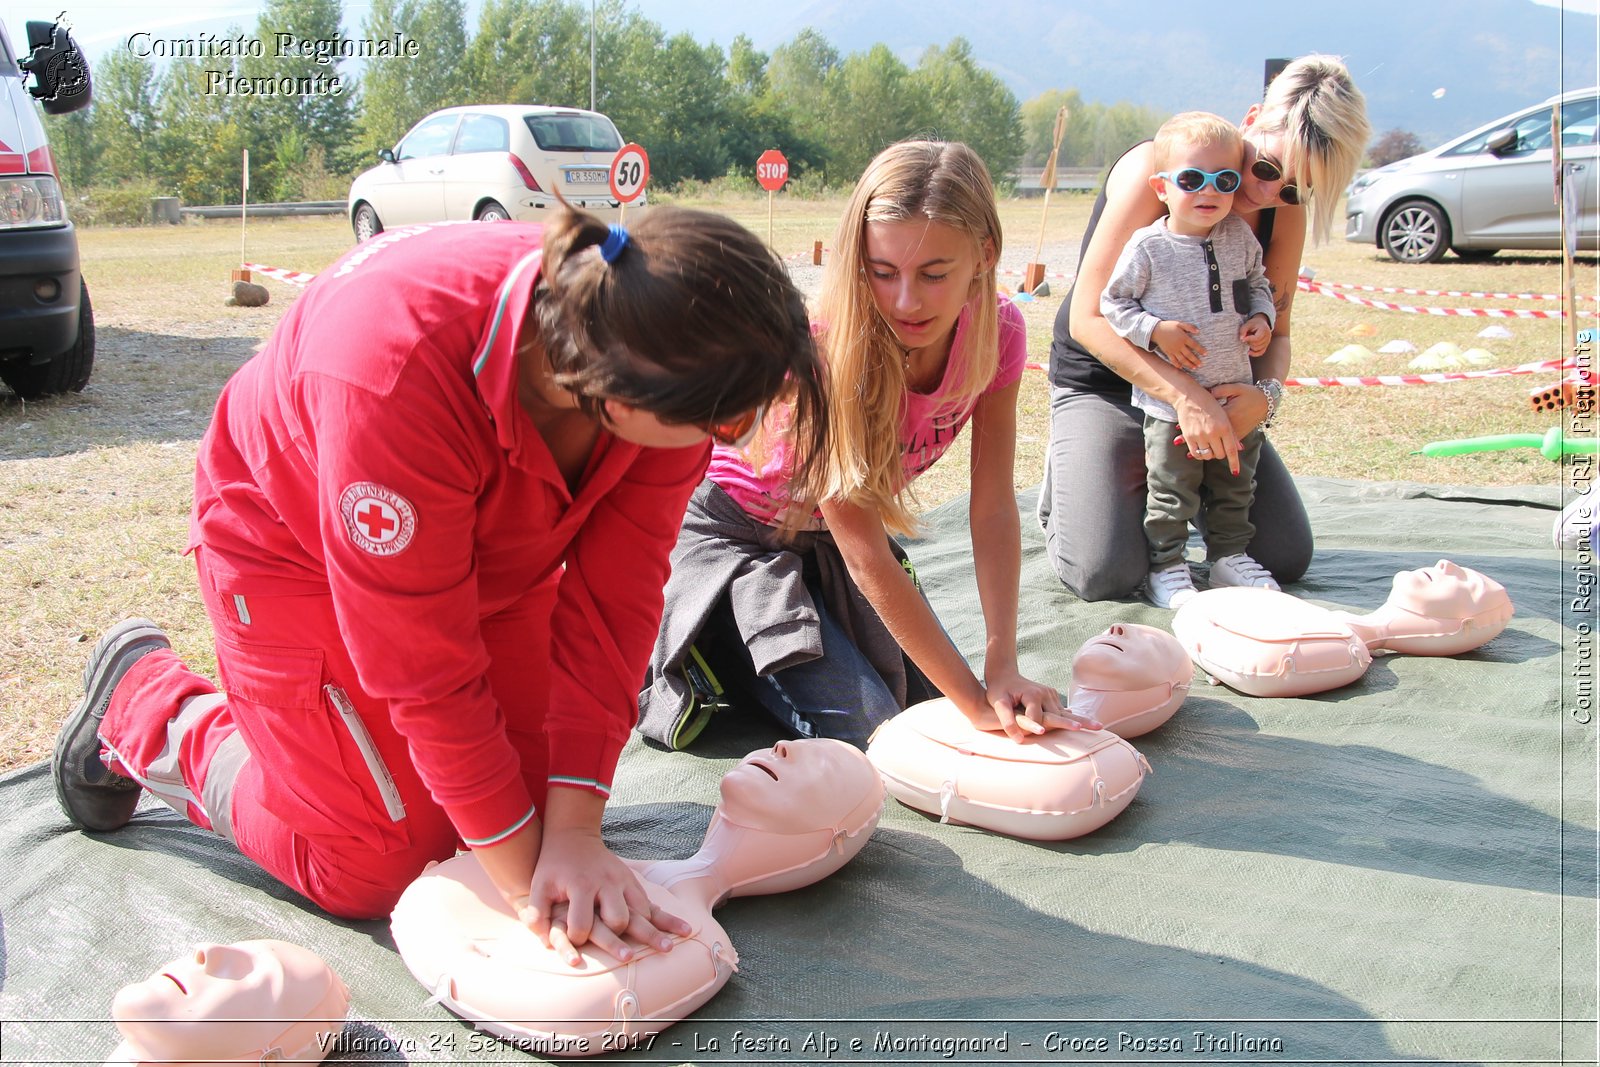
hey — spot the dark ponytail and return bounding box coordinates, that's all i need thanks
[534,200,826,486]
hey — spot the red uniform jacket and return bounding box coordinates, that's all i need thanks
[190,221,709,846]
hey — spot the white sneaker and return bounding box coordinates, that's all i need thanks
[1209,553,1281,591]
[1146,562,1198,609]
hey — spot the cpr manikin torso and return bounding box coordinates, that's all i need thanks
[865,625,1188,841]
[1172,560,1514,697]
[105,939,350,1066]
[389,738,884,1057]
[864,627,1190,844]
[867,699,1152,841]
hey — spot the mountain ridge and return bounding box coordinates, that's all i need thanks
[639,0,1598,147]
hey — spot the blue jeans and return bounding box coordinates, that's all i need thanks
[694,580,937,750]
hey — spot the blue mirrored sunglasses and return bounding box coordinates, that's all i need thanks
[1157,167,1242,194]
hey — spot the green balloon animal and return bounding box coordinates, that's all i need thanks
[1421,426,1598,461]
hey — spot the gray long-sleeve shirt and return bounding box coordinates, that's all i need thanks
[1101,214,1275,422]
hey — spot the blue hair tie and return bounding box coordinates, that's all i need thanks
[599,223,630,264]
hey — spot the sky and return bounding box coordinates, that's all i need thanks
[4,0,1597,75]
[6,0,1600,63]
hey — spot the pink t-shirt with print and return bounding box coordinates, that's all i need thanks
[709,294,1027,528]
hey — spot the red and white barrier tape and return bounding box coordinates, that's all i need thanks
[1296,278,1594,318]
[236,263,1581,388]
[1022,357,1571,384]
[1285,357,1570,388]
[998,268,1076,281]
[783,247,1079,285]
[244,263,317,286]
[1299,277,1595,302]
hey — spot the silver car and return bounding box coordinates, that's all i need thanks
[348,104,637,240]
[1345,87,1599,262]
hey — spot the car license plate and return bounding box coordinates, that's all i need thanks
[566,169,606,185]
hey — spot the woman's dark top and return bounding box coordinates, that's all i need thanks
[1049,141,1276,398]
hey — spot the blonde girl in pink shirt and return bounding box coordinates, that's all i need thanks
[643,140,1098,750]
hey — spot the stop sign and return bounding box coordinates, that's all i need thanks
[756,149,789,192]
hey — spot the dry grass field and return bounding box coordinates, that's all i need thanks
[1,195,1594,773]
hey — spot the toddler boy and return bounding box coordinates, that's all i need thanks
[1101,111,1279,609]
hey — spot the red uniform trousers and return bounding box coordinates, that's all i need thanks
[100,549,556,919]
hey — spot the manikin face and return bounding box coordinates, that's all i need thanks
[1072,623,1191,692]
[863,218,992,357]
[1151,136,1242,237]
[1387,559,1505,620]
[718,738,878,833]
[112,940,344,1062]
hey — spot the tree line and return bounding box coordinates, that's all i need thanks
[44,0,1172,211]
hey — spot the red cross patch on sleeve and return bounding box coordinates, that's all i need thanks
[339,482,418,557]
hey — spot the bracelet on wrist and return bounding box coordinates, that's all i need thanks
[1258,378,1284,429]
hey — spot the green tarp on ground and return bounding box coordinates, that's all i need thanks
[1,477,1594,1066]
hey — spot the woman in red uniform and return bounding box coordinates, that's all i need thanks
[52,203,824,966]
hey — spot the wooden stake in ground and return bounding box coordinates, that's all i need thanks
[1554,109,1578,357]
[1551,108,1593,497]
[232,149,251,284]
[1024,107,1069,294]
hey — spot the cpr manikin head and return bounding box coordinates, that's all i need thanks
[1360,559,1514,653]
[667,738,884,896]
[107,940,349,1066]
[1068,623,1192,737]
[388,738,883,1056]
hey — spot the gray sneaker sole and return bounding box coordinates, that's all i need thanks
[51,618,170,831]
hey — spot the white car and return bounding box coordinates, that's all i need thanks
[1345,87,1599,262]
[347,104,638,240]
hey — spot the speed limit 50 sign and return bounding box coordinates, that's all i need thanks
[609,143,650,203]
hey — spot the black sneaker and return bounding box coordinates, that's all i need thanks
[52,618,170,832]
[671,644,727,751]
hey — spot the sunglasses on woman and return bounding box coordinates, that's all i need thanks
[1157,167,1242,194]
[1247,155,1302,206]
[707,404,766,447]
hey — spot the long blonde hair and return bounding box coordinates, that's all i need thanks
[807,140,1002,536]
[1256,54,1370,243]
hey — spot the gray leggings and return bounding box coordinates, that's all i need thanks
[1036,383,1312,602]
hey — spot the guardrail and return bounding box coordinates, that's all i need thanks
[156,176,1099,220]
[150,198,347,222]
[1010,167,1101,195]
[181,200,346,219]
